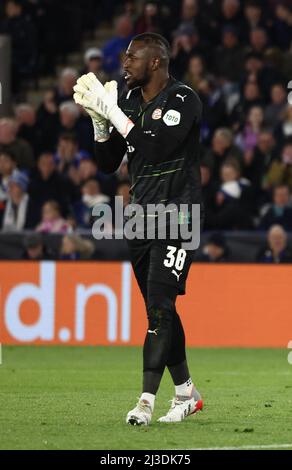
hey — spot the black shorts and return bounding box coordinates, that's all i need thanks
[127,237,195,299]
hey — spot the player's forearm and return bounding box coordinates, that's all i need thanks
[94,131,127,174]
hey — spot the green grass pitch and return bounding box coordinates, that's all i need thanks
[0,346,292,450]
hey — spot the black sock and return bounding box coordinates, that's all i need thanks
[166,311,186,366]
[143,369,164,395]
[166,310,191,385]
[143,283,177,394]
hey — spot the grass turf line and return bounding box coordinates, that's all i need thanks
[0,346,291,450]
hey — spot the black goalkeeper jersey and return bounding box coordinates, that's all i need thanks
[95,76,203,211]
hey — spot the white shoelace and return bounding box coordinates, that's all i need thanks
[136,400,152,414]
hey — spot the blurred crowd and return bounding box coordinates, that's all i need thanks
[0,0,292,262]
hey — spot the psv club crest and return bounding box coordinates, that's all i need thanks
[152,108,162,120]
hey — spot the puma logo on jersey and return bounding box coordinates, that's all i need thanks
[148,329,158,335]
[172,270,182,281]
[176,93,187,102]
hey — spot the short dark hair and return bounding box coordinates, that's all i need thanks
[271,81,286,90]
[0,149,16,161]
[245,0,262,9]
[82,177,99,188]
[273,184,290,196]
[132,32,170,66]
[59,132,78,145]
[44,199,61,214]
[282,137,292,148]
[6,0,23,8]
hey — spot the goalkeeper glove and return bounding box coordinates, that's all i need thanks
[73,72,134,138]
[73,75,117,142]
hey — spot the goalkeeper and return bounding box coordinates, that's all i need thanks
[73,33,203,425]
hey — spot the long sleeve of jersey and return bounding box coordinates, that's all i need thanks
[94,128,127,174]
[126,89,202,164]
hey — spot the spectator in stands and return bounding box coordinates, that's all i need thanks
[208,159,253,229]
[264,83,287,129]
[59,234,95,260]
[36,200,69,234]
[70,157,98,187]
[186,0,229,46]
[248,27,269,55]
[118,0,137,20]
[15,103,43,158]
[177,0,218,45]
[215,26,244,83]
[22,232,52,260]
[59,101,80,135]
[28,152,74,222]
[256,224,292,263]
[102,15,133,76]
[261,48,285,100]
[74,177,110,228]
[220,0,242,31]
[264,140,292,191]
[235,105,265,153]
[242,129,276,197]
[183,55,206,91]
[268,0,291,13]
[197,232,231,262]
[0,171,36,231]
[36,90,59,152]
[273,3,292,49]
[0,150,17,200]
[171,25,210,80]
[179,0,199,24]
[242,0,265,41]
[59,101,93,153]
[55,68,78,105]
[274,105,292,146]
[0,118,34,170]
[243,51,264,82]
[54,132,90,180]
[197,77,228,144]
[203,128,242,180]
[82,48,108,83]
[231,79,264,132]
[134,1,163,36]
[240,50,276,103]
[0,0,37,93]
[173,0,200,37]
[258,184,292,231]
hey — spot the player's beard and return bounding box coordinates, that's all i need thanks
[128,67,151,90]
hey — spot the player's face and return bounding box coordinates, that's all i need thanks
[124,41,153,89]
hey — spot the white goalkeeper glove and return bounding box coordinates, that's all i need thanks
[73,72,134,139]
[73,75,117,142]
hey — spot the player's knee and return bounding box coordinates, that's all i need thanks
[146,296,175,332]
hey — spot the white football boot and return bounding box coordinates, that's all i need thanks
[158,392,203,423]
[126,399,152,426]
